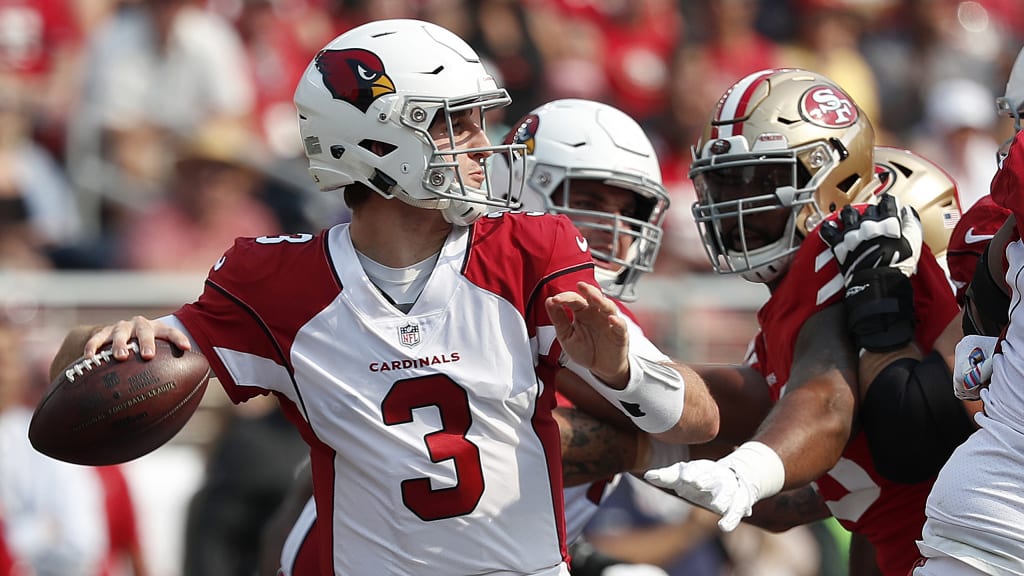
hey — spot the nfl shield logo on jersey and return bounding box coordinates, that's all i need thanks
[398,323,421,348]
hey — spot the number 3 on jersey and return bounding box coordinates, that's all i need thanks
[256,234,314,244]
[381,374,485,521]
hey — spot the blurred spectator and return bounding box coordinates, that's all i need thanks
[0,317,108,576]
[183,396,306,576]
[115,121,281,271]
[860,0,1009,139]
[528,3,609,103]
[778,0,882,129]
[465,0,545,123]
[583,475,729,575]
[649,0,784,274]
[0,76,82,270]
[67,0,255,245]
[673,0,781,133]
[231,0,310,158]
[94,465,149,576]
[0,0,82,159]
[593,0,683,123]
[912,76,999,212]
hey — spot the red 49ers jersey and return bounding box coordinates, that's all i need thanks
[175,212,596,576]
[748,215,958,576]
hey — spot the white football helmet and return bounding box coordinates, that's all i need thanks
[293,19,525,225]
[689,68,877,283]
[997,44,1024,133]
[489,99,669,301]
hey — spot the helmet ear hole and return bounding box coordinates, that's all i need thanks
[358,140,397,157]
[836,173,861,193]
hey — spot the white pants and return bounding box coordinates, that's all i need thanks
[912,556,991,576]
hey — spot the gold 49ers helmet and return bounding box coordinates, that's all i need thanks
[862,146,960,261]
[689,68,877,283]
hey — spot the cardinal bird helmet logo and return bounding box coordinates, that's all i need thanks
[504,113,540,155]
[315,48,396,112]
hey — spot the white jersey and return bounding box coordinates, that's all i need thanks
[917,236,1024,575]
[176,212,597,575]
[275,305,666,574]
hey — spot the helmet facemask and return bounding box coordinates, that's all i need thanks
[406,94,526,225]
[688,68,877,284]
[490,98,671,301]
[544,175,667,301]
[690,137,842,283]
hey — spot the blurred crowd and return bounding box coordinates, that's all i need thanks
[2,0,1024,575]
[1,0,1022,276]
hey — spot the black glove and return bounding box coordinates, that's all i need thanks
[819,193,923,352]
[819,192,923,283]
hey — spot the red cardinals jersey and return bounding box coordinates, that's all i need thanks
[748,214,958,576]
[175,212,597,575]
[946,195,1011,305]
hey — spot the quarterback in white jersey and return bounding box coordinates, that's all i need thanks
[52,21,712,576]
[271,98,717,575]
[913,129,1024,576]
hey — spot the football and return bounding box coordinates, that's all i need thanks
[29,339,211,466]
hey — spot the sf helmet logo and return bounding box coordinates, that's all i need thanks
[800,85,858,128]
[504,113,540,155]
[315,48,396,112]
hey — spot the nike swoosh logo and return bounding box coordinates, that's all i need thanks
[214,256,227,271]
[963,227,995,245]
[576,236,589,253]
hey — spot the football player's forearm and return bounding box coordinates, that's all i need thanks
[754,375,856,489]
[755,304,857,488]
[746,484,831,532]
[556,406,638,486]
[652,361,719,445]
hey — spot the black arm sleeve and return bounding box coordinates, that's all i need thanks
[962,243,1010,337]
[860,350,976,484]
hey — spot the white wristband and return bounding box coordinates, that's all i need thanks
[587,353,685,434]
[721,441,786,503]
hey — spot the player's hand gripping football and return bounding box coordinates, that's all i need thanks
[546,282,630,388]
[819,192,924,282]
[84,315,192,360]
[953,335,998,401]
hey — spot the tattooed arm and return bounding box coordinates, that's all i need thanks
[556,406,641,486]
[745,484,832,532]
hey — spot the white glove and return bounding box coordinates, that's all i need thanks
[953,335,998,401]
[820,192,924,281]
[643,442,784,532]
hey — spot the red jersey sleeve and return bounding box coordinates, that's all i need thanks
[464,212,597,378]
[174,233,341,404]
[992,130,1024,234]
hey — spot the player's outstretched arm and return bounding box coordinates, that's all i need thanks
[645,303,858,532]
[547,282,718,443]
